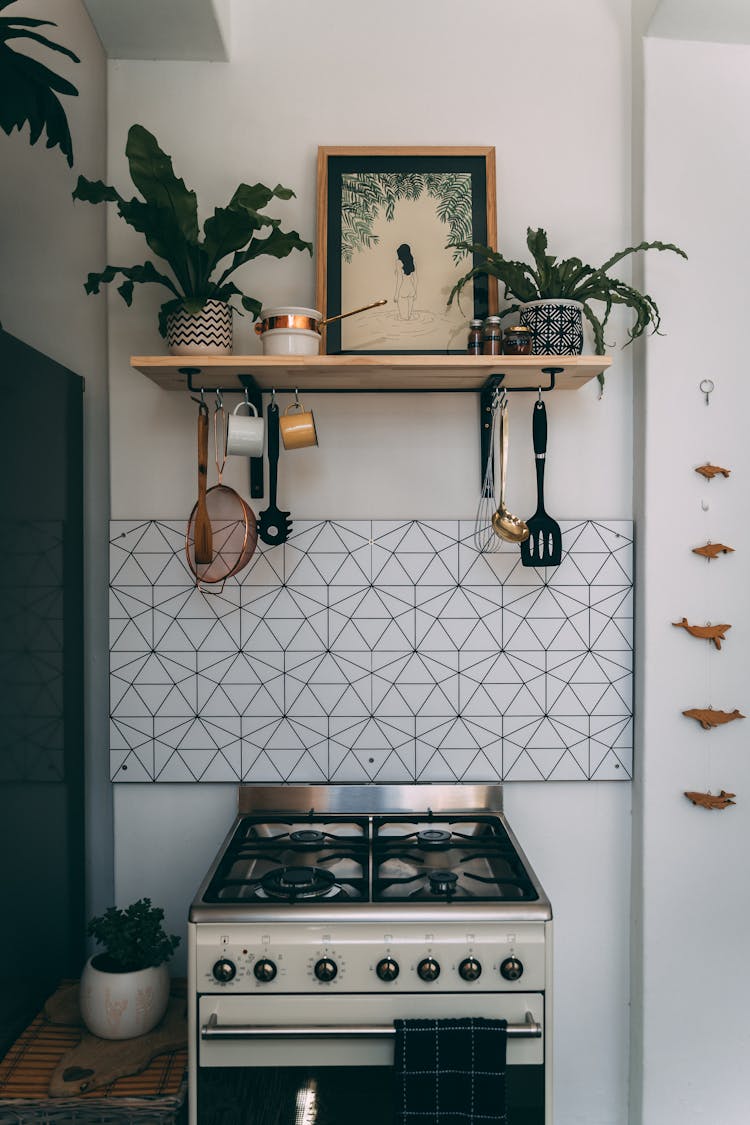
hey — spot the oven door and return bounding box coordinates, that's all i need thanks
[196,992,546,1124]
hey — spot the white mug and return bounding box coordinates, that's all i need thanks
[226,400,264,458]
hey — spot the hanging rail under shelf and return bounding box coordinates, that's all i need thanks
[130,354,611,494]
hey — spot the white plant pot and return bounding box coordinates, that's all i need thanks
[166,298,233,356]
[79,956,170,1040]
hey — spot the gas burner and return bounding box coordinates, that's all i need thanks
[260,865,343,901]
[416,828,453,849]
[428,869,459,896]
[289,829,326,846]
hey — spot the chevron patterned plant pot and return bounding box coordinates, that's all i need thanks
[167,299,233,356]
[520,299,584,355]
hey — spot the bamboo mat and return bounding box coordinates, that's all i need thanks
[0,1007,186,1123]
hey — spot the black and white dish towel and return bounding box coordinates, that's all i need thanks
[394,1017,508,1124]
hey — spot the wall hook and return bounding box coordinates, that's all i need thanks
[699,378,715,405]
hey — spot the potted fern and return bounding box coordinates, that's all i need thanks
[449,227,687,360]
[80,898,180,1040]
[73,124,313,354]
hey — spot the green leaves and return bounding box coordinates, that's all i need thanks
[87,898,180,973]
[0,3,79,166]
[73,124,313,331]
[448,227,688,355]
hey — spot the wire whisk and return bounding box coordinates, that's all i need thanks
[473,389,505,553]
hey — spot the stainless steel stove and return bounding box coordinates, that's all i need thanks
[188,785,552,1125]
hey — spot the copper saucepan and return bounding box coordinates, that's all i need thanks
[254,299,387,336]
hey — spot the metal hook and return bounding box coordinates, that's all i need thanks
[294,387,301,407]
[244,387,250,406]
[271,388,277,407]
[699,379,715,406]
[537,387,543,404]
[214,388,223,410]
[701,498,710,511]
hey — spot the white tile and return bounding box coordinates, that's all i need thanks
[110,750,154,782]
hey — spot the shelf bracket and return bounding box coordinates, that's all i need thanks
[479,366,561,485]
[179,367,265,499]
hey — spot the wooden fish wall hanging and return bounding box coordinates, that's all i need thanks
[672,617,731,650]
[684,790,736,809]
[695,463,731,480]
[692,542,734,560]
[682,708,745,730]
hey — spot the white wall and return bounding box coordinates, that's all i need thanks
[107,3,644,1123]
[0,0,112,917]
[635,34,750,1125]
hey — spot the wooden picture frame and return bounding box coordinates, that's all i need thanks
[316,146,497,355]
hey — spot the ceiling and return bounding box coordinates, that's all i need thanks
[83,0,230,60]
[648,0,750,45]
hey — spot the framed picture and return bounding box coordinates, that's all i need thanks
[316,146,497,355]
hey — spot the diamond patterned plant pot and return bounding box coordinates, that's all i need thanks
[166,298,233,356]
[520,299,584,355]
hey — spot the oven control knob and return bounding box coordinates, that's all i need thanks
[417,957,441,982]
[500,957,524,981]
[314,957,338,983]
[458,957,482,982]
[376,957,400,982]
[212,958,236,983]
[253,958,277,983]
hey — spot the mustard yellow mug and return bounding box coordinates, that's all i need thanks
[280,401,318,450]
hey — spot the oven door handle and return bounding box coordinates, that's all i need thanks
[201,1011,541,1040]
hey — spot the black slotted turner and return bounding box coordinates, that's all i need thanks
[257,402,292,546]
[520,399,562,568]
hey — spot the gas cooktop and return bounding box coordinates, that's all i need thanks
[190,786,550,922]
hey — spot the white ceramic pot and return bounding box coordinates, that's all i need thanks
[259,327,321,356]
[79,956,170,1040]
[519,298,584,355]
[166,298,233,356]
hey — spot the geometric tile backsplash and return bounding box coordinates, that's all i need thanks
[110,519,633,784]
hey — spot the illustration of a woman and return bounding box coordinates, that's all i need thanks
[394,243,417,320]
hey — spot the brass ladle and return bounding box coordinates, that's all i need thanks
[492,396,530,544]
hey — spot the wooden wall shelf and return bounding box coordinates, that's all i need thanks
[130,353,611,394]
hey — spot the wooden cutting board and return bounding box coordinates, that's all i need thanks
[48,996,187,1096]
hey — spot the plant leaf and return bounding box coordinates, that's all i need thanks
[72,175,127,206]
[240,295,263,320]
[229,182,295,213]
[598,239,687,274]
[124,124,199,295]
[83,260,181,302]
[201,205,266,278]
[0,42,78,164]
[215,226,312,287]
[1,26,80,64]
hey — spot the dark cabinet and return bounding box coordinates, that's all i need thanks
[0,330,85,1052]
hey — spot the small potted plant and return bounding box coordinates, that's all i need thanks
[448,227,687,368]
[72,124,313,354]
[80,898,180,1040]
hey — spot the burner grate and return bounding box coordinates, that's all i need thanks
[203,814,370,903]
[372,815,538,903]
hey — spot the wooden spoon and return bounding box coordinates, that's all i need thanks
[194,401,213,564]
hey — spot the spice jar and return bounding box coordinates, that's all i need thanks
[503,325,534,355]
[467,318,483,355]
[482,315,503,355]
